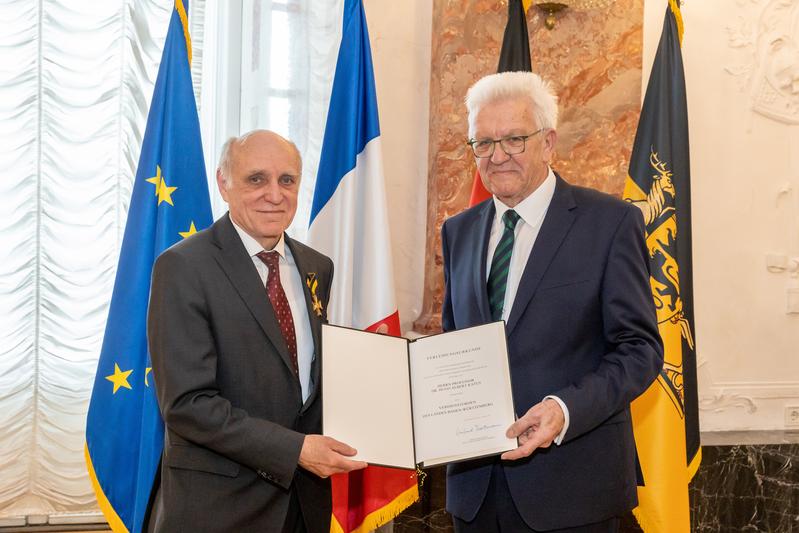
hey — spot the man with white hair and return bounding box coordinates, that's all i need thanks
[441,72,663,532]
[147,130,366,532]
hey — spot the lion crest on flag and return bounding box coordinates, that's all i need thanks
[628,149,694,418]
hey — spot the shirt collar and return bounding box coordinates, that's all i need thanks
[492,167,557,227]
[229,216,286,259]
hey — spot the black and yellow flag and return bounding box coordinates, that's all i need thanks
[623,1,700,531]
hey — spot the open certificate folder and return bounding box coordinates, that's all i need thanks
[322,321,517,468]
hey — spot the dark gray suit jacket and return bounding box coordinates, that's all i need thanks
[147,213,333,533]
[441,176,663,530]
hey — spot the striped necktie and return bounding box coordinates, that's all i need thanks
[488,209,521,322]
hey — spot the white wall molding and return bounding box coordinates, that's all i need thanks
[698,356,799,431]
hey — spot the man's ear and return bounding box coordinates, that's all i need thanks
[543,129,558,162]
[216,169,229,201]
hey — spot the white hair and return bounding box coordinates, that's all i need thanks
[465,71,559,138]
[217,130,302,188]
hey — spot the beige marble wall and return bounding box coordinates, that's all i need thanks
[415,0,644,332]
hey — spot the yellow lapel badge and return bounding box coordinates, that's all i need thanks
[305,272,324,317]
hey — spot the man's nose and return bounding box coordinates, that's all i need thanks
[262,181,282,203]
[490,142,511,164]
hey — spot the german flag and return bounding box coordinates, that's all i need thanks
[623,2,700,531]
[468,0,532,207]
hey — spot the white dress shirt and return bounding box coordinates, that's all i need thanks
[230,221,314,403]
[485,168,570,444]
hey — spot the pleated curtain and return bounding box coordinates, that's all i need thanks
[0,0,205,520]
[0,0,343,522]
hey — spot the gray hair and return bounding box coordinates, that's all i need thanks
[465,71,559,138]
[217,130,302,188]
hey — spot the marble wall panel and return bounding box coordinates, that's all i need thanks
[690,444,799,533]
[415,0,645,332]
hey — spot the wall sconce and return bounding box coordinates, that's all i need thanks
[535,0,617,30]
[536,2,567,30]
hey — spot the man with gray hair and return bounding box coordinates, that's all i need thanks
[441,72,663,532]
[147,130,366,533]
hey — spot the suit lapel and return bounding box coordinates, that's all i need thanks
[285,236,323,412]
[506,176,577,335]
[473,201,495,324]
[211,215,297,380]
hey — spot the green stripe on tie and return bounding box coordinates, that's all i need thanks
[490,251,513,276]
[487,209,521,322]
[493,239,514,260]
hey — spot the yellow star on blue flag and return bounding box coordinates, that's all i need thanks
[105,363,133,394]
[146,165,178,206]
[179,221,198,239]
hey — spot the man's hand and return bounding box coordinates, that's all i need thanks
[501,398,565,461]
[298,435,368,478]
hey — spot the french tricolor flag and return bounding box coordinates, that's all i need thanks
[306,0,418,531]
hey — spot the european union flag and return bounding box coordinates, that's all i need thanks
[84,2,212,531]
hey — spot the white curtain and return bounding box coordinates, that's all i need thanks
[0,0,205,521]
[0,0,352,523]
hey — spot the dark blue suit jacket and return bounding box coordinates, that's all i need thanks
[441,176,663,530]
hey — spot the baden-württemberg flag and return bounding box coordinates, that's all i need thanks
[306,0,418,531]
[623,1,700,531]
[84,2,212,531]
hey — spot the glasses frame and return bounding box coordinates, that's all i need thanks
[466,128,545,158]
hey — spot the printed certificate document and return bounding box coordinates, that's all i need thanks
[322,321,516,468]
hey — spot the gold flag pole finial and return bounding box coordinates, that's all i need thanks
[668,0,685,45]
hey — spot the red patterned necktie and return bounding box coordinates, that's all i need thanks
[256,251,298,378]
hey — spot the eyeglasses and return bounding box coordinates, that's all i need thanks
[466,129,545,158]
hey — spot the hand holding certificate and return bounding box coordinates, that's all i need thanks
[322,321,517,468]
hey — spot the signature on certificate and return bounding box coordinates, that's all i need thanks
[456,422,502,436]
